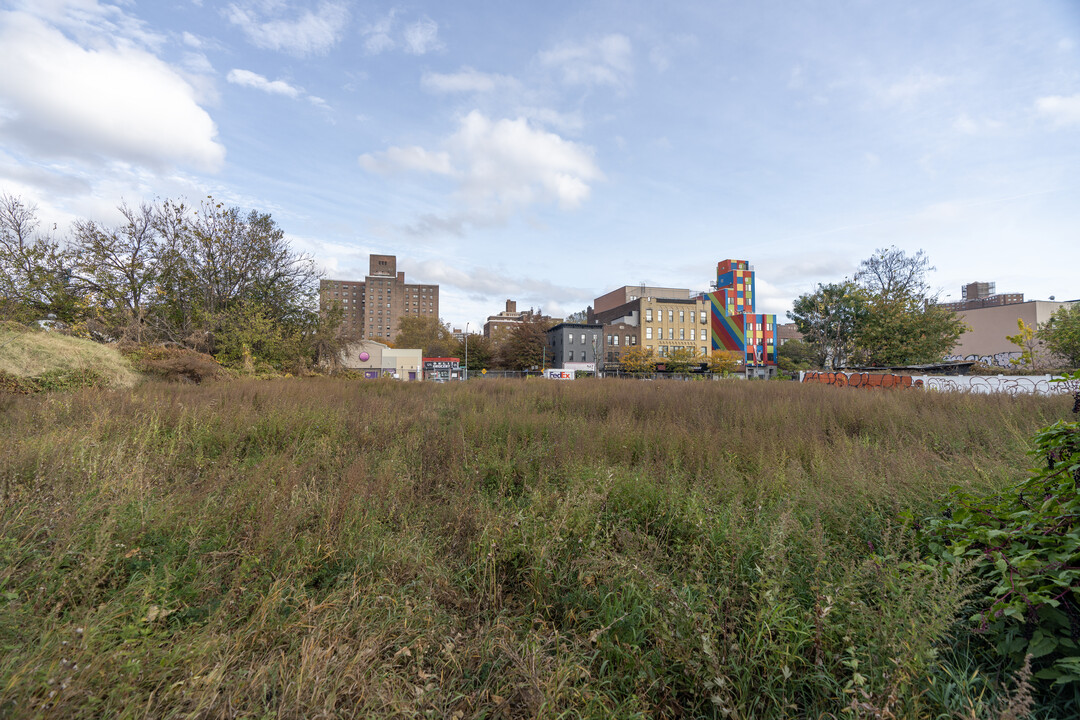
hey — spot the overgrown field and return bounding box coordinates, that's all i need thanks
[0,379,1073,718]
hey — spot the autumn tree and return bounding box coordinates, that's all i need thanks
[620,346,657,376]
[707,350,742,376]
[151,197,322,367]
[496,315,553,370]
[666,346,701,374]
[394,315,455,356]
[71,202,161,342]
[1006,318,1042,370]
[1040,304,1080,369]
[0,194,83,324]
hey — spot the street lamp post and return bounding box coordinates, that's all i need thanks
[465,322,469,381]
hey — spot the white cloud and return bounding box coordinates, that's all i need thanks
[225,1,349,56]
[0,8,224,172]
[648,34,696,74]
[183,52,214,74]
[403,16,441,55]
[358,111,603,231]
[1036,94,1080,126]
[539,34,633,88]
[875,71,949,105]
[361,11,396,54]
[361,11,440,55]
[227,69,301,98]
[401,258,594,305]
[359,146,453,175]
[182,31,202,48]
[952,113,1001,135]
[516,107,584,135]
[421,68,516,94]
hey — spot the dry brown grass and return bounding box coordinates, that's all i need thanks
[0,378,1072,718]
[0,322,140,389]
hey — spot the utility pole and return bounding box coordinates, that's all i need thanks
[465,322,469,381]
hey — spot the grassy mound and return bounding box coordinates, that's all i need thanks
[0,322,140,391]
[0,379,1073,718]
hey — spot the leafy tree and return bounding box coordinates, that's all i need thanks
[777,338,817,373]
[1040,304,1080,369]
[454,332,493,374]
[0,194,84,324]
[620,346,657,376]
[393,315,455,356]
[851,247,965,366]
[666,347,701,374]
[71,202,161,342]
[1006,318,1042,371]
[496,315,553,370]
[788,281,868,370]
[855,292,965,366]
[152,197,319,347]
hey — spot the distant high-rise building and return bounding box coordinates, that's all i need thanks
[939,281,1023,311]
[319,254,439,340]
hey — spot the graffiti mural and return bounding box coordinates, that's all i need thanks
[800,371,1077,396]
[942,351,1022,368]
[801,371,919,389]
[912,375,1076,397]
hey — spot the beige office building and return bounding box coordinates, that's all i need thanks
[319,254,439,341]
[952,300,1074,367]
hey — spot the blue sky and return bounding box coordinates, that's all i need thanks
[2,0,1078,329]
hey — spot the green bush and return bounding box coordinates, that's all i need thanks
[916,373,1080,688]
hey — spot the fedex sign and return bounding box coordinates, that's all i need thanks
[543,369,576,380]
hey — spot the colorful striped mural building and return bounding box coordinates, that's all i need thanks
[703,259,778,369]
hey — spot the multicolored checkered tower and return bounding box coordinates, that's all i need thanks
[704,260,777,369]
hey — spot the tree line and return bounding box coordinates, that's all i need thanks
[0,194,345,371]
[787,247,966,370]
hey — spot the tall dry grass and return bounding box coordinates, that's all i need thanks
[0,378,1070,718]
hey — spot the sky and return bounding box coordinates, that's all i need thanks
[2,0,1079,330]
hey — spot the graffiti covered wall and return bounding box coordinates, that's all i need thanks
[800,371,1076,396]
[801,371,918,389]
[942,351,1023,368]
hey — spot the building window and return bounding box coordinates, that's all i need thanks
[580,333,585,344]
[679,311,685,322]
[569,350,574,361]
[668,310,674,322]
[568,333,573,345]
[646,327,653,340]
[680,328,685,339]
[690,329,696,341]
[668,328,674,339]
[628,335,634,345]
[613,335,619,346]
[646,308,653,322]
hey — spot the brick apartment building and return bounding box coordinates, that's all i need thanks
[939,281,1024,312]
[319,254,439,341]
